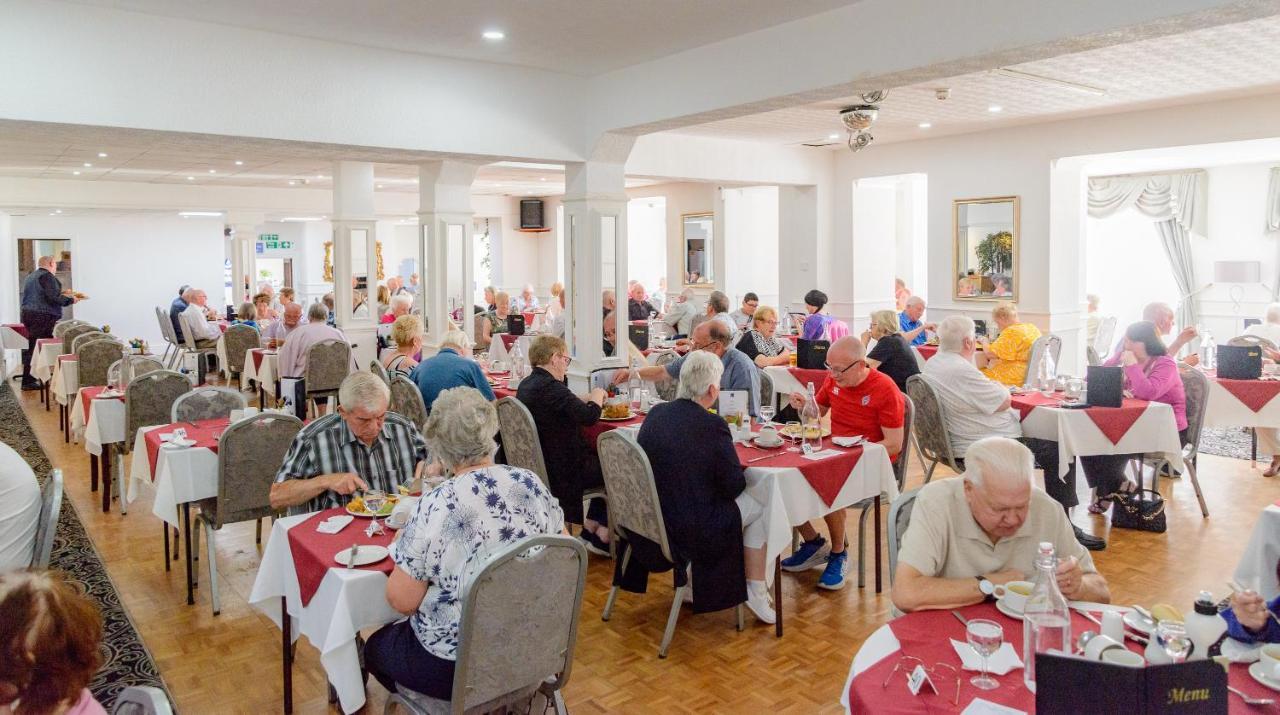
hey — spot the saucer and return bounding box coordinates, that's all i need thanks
[1123,609,1155,635]
[1249,661,1280,691]
[995,598,1025,620]
[753,437,784,449]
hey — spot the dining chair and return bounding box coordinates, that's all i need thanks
[904,374,962,483]
[1093,315,1117,356]
[62,324,100,355]
[110,685,174,715]
[30,469,63,569]
[886,487,922,589]
[52,319,86,340]
[1227,334,1276,350]
[758,368,774,412]
[494,397,550,488]
[177,313,219,380]
[125,370,192,567]
[1021,334,1061,388]
[1086,345,1101,366]
[385,535,587,715]
[853,393,914,590]
[221,323,261,387]
[193,412,303,615]
[69,330,107,356]
[303,339,351,417]
[597,430,743,658]
[154,306,181,368]
[1139,366,1209,517]
[171,386,246,423]
[389,374,428,432]
[369,358,391,387]
[652,352,679,401]
[79,338,124,388]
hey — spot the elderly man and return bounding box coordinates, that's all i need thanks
[892,437,1110,612]
[924,316,1104,550]
[263,303,303,348]
[898,296,935,346]
[513,283,539,312]
[602,289,616,320]
[381,294,413,324]
[168,284,190,342]
[1106,301,1197,366]
[278,302,352,392]
[706,290,737,339]
[627,282,656,321]
[728,292,758,331]
[270,372,428,513]
[781,336,903,590]
[620,320,760,417]
[18,255,79,390]
[660,288,697,338]
[410,329,493,410]
[179,288,222,348]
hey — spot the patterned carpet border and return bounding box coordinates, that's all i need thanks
[0,382,170,710]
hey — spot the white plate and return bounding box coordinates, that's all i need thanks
[995,598,1024,620]
[1250,661,1280,691]
[1123,609,1156,635]
[161,438,197,449]
[159,433,174,442]
[753,437,784,449]
[1070,601,1132,615]
[333,544,389,567]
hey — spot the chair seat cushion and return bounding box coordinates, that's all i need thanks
[395,683,541,715]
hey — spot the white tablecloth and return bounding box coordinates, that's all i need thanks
[34,342,62,382]
[52,358,79,406]
[0,326,26,350]
[487,333,534,365]
[1203,378,1280,429]
[249,514,401,714]
[763,366,806,400]
[127,428,217,527]
[1235,502,1280,601]
[79,391,126,455]
[241,349,280,397]
[1018,399,1184,477]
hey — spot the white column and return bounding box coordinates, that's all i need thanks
[331,161,378,369]
[417,160,478,353]
[778,185,819,315]
[850,179,899,328]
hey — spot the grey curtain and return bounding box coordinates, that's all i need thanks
[1267,167,1280,232]
[1154,219,1199,329]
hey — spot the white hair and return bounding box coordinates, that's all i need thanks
[338,371,390,411]
[676,350,723,400]
[1266,303,1280,325]
[307,302,329,322]
[390,294,413,311]
[906,296,926,309]
[424,387,499,469]
[439,328,471,352]
[937,315,976,353]
[963,437,1034,489]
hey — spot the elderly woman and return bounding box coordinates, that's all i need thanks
[366,387,564,701]
[660,288,697,338]
[1082,321,1188,512]
[477,291,511,350]
[380,293,413,325]
[545,281,564,319]
[482,285,498,312]
[799,289,832,341]
[253,292,277,322]
[735,305,792,368]
[382,314,423,375]
[515,335,610,553]
[1224,560,1280,644]
[862,309,920,391]
[231,301,260,330]
[978,301,1042,386]
[635,351,774,623]
[0,570,108,715]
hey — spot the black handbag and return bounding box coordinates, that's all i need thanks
[1109,488,1166,533]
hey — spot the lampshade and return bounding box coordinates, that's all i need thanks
[1213,260,1261,284]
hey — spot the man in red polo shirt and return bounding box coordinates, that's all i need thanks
[781,336,904,590]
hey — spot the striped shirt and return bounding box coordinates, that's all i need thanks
[274,412,429,514]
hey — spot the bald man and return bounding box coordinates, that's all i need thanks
[19,256,78,389]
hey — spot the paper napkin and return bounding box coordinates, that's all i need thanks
[950,639,1025,675]
[317,515,354,534]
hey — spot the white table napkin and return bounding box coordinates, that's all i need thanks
[832,435,865,448]
[802,448,845,461]
[949,639,1024,675]
[317,515,354,534]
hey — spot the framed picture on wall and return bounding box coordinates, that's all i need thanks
[953,196,1019,301]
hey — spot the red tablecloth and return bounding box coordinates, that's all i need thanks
[36,338,61,348]
[522,312,536,326]
[1215,377,1280,413]
[251,348,271,371]
[848,602,1270,713]
[1011,393,1150,445]
[287,507,397,606]
[917,345,938,360]
[787,367,829,390]
[582,414,645,448]
[780,334,798,345]
[143,417,228,475]
[735,439,862,506]
[500,334,519,349]
[3,323,28,338]
[1010,392,1067,421]
[80,385,122,423]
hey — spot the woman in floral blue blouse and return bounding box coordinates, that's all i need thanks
[364,386,565,700]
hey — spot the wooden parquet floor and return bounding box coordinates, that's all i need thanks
[17,385,1280,714]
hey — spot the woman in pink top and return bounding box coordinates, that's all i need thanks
[1084,321,1188,513]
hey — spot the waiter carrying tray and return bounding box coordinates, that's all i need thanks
[19,255,82,391]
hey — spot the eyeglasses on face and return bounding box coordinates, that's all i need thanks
[824,359,866,375]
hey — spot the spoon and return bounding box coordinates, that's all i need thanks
[1228,686,1274,706]
[1130,604,1157,627]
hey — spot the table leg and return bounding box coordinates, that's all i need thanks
[774,555,783,638]
[258,384,265,410]
[61,404,67,442]
[43,382,50,410]
[100,444,112,513]
[183,504,194,605]
[89,454,98,492]
[874,495,883,594]
[282,597,293,714]
[163,522,170,571]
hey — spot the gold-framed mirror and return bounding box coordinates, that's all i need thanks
[953,196,1019,301]
[682,212,714,286]
[323,240,386,282]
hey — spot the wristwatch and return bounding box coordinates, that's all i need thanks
[977,577,996,602]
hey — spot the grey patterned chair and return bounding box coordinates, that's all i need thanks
[758,368,774,412]
[304,339,351,416]
[171,386,246,423]
[52,319,86,340]
[30,469,63,569]
[1139,366,1209,517]
[597,430,743,658]
[79,338,124,388]
[62,324,100,355]
[1086,345,1101,366]
[69,330,107,356]
[390,374,429,432]
[193,412,303,615]
[125,370,192,559]
[1021,334,1062,388]
[221,323,261,386]
[370,359,391,387]
[494,397,549,488]
[887,487,922,590]
[111,685,174,715]
[905,374,962,483]
[385,535,587,715]
[853,393,913,590]
[1228,334,1277,350]
[652,352,679,401]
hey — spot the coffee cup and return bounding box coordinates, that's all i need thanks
[1101,649,1145,668]
[1261,644,1280,680]
[757,426,781,446]
[993,581,1033,613]
[1083,633,1124,661]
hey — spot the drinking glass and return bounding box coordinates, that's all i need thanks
[1155,621,1191,663]
[759,404,776,427]
[364,489,387,531]
[966,619,1004,690]
[785,421,802,452]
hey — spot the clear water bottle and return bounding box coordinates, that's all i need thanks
[800,382,822,453]
[1023,541,1072,693]
[1201,331,1216,370]
[1038,351,1057,397]
[628,361,643,411]
[509,340,528,386]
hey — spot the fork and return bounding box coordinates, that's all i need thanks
[1228,685,1274,706]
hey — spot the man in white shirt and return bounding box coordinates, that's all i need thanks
[0,443,40,571]
[660,289,697,338]
[263,302,303,348]
[179,288,221,348]
[728,292,759,331]
[923,316,1103,550]
[549,291,566,338]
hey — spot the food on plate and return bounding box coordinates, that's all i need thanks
[602,403,631,419]
[780,424,830,439]
[1151,603,1183,623]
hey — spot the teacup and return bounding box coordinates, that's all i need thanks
[757,426,782,446]
[1083,633,1124,661]
[1101,649,1145,668]
[1260,644,1280,680]
[993,581,1034,613]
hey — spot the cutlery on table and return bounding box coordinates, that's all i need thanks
[746,453,784,464]
[951,610,969,627]
[1076,607,1148,644]
[346,543,359,570]
[1227,685,1274,706]
[1130,604,1156,625]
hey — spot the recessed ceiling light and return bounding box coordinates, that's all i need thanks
[55,209,62,214]
[376,184,383,189]
[178,211,223,217]
[234,160,244,166]
[288,180,297,186]
[83,162,92,168]
[482,29,505,40]
[97,152,107,158]
[281,216,323,222]
[187,176,195,180]
[828,133,839,140]
[48,212,55,216]
[316,174,324,179]
[987,105,1003,113]
[539,177,547,182]
[73,171,81,175]
[918,122,932,129]
[208,169,216,174]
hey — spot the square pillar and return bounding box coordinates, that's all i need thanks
[417,161,479,353]
[563,159,628,391]
[332,161,379,368]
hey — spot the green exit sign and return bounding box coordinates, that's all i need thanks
[280,241,292,249]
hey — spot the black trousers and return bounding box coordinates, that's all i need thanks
[1081,428,1191,497]
[20,310,59,380]
[365,619,456,700]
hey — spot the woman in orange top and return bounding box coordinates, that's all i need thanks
[978,301,1042,386]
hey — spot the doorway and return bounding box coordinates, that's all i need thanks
[255,258,293,294]
[17,239,74,319]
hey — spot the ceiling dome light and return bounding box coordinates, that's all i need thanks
[187,176,195,180]
[83,162,92,168]
[988,105,1003,113]
[73,171,81,175]
[208,169,216,173]
[482,29,505,40]
[234,160,244,166]
[827,133,839,140]
[97,152,107,158]
[918,122,932,129]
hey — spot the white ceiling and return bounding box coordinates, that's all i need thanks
[669,13,1280,147]
[66,0,857,76]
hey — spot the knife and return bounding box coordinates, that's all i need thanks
[951,610,969,627]
[346,543,359,570]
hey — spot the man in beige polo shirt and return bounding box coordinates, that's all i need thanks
[892,437,1110,613]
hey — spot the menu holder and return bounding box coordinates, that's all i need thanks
[1035,653,1226,714]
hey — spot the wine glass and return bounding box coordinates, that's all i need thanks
[1156,621,1191,663]
[784,421,802,452]
[364,489,387,532]
[966,618,1003,690]
[759,404,776,428]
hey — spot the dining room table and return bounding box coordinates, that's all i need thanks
[0,323,27,351]
[840,601,1271,713]
[240,347,280,408]
[32,337,62,409]
[1202,371,1280,466]
[73,385,128,512]
[1235,498,1280,601]
[51,353,79,439]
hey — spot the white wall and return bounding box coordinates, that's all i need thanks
[9,215,223,344]
[626,182,717,298]
[723,186,779,307]
[627,197,668,299]
[0,212,14,324]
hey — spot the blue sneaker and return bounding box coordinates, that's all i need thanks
[817,551,848,591]
[780,536,829,572]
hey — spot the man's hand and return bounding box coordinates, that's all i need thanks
[610,368,629,386]
[1120,350,1138,367]
[924,322,937,332]
[1055,556,1086,600]
[587,387,607,404]
[325,472,368,495]
[787,391,806,410]
[1183,353,1201,367]
[1230,590,1270,632]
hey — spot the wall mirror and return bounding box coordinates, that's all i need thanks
[682,212,714,286]
[953,196,1018,301]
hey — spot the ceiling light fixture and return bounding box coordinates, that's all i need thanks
[187,176,195,180]
[827,133,839,140]
[992,68,1107,96]
[316,174,323,179]
[208,169,216,174]
[83,162,92,168]
[987,105,1003,113]
[73,171,81,175]
[234,160,244,166]
[839,90,887,152]
[918,122,932,129]
[288,180,297,186]
[178,211,223,217]
[55,209,62,214]
[376,184,383,189]
[539,177,547,182]
[97,152,108,158]
[281,216,322,222]
[482,29,505,40]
